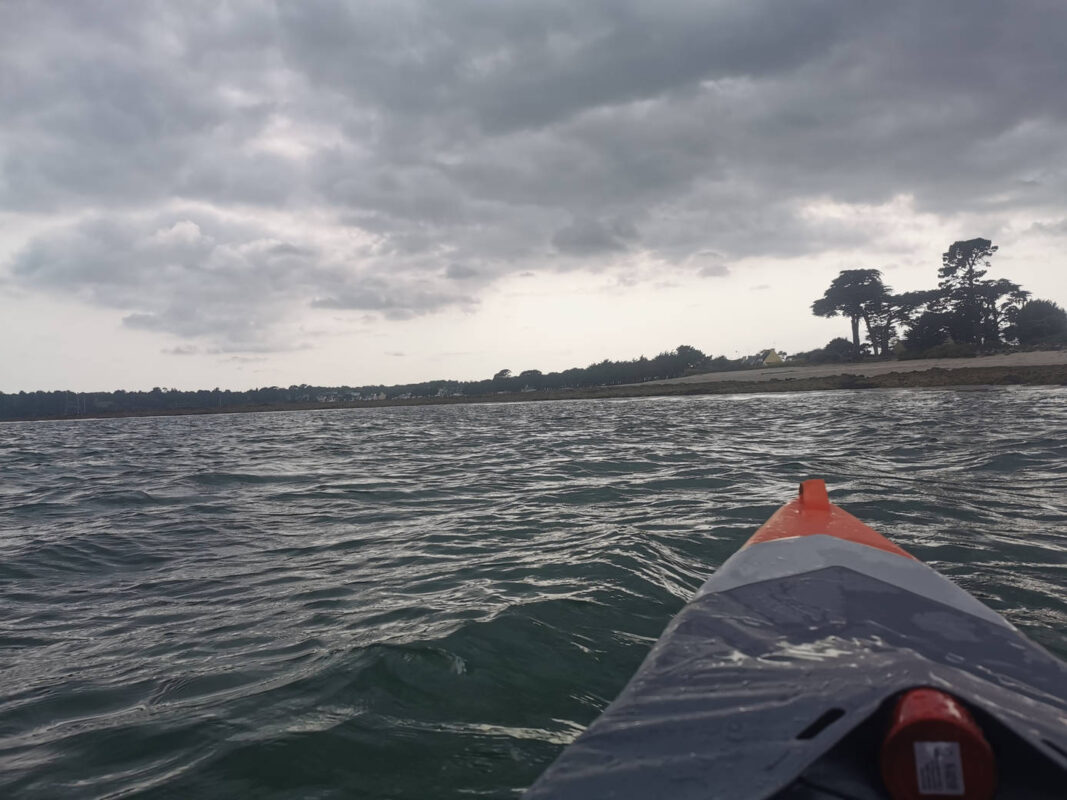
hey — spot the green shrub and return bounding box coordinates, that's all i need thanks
[1014,300,1067,345]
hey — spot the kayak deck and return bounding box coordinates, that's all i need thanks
[524,481,1067,799]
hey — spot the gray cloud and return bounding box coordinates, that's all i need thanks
[552,217,635,256]
[699,264,730,279]
[10,212,310,348]
[9,210,468,349]
[1030,219,1067,236]
[3,0,1067,348]
[309,276,475,319]
[445,263,480,280]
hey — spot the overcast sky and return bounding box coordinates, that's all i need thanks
[2,0,1066,391]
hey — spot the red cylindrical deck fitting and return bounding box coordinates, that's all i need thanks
[799,478,830,510]
[880,688,996,799]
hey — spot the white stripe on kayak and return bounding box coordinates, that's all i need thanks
[697,534,1014,630]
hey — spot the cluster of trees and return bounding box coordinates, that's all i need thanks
[791,337,857,365]
[0,345,746,420]
[811,238,1066,358]
[484,345,741,393]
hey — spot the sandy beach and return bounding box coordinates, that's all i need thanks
[639,350,1067,386]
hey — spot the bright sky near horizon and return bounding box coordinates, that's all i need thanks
[2,1,1066,392]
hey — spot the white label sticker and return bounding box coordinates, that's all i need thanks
[914,741,965,795]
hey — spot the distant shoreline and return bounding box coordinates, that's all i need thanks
[6,359,1066,423]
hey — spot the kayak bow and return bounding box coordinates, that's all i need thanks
[525,480,1067,799]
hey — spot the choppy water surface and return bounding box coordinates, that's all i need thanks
[1,389,1065,798]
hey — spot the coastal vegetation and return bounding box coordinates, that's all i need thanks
[1014,300,1067,345]
[0,345,744,420]
[4,360,1065,423]
[810,238,1065,360]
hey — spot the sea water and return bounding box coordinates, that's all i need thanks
[1,388,1065,798]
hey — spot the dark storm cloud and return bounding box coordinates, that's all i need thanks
[3,0,1066,347]
[275,0,861,133]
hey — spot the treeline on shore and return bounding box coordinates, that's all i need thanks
[0,345,745,420]
[806,237,1067,361]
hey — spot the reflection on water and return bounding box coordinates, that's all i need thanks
[1,388,1065,798]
